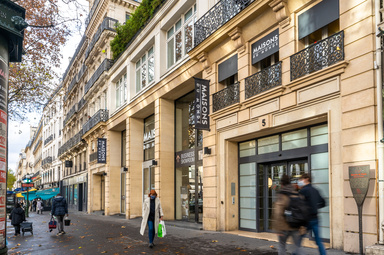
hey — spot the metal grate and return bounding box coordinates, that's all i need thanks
[212,82,240,112]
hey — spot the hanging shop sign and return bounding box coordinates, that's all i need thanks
[175,148,203,168]
[65,160,73,168]
[194,78,210,130]
[97,138,107,164]
[251,29,279,65]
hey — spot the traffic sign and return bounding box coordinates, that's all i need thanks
[21,183,34,188]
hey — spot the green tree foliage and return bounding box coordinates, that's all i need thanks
[110,0,163,59]
[7,169,16,190]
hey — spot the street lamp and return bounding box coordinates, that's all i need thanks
[23,174,33,217]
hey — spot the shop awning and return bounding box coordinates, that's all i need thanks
[35,188,60,200]
[16,193,24,198]
[21,190,37,200]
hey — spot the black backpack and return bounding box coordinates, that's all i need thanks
[280,191,310,228]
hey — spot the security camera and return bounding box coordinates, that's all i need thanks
[377,27,384,37]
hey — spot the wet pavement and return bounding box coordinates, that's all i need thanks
[6,210,350,255]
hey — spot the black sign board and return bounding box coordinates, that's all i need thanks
[194,78,210,130]
[348,165,370,255]
[65,160,73,168]
[251,29,279,65]
[97,138,107,164]
[349,165,370,206]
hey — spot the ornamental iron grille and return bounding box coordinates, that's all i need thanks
[83,109,109,134]
[212,82,240,112]
[90,152,98,162]
[64,103,78,126]
[84,59,114,94]
[290,31,344,81]
[245,61,282,99]
[193,0,254,48]
[42,156,52,166]
[78,97,87,111]
[58,129,84,157]
[44,134,53,146]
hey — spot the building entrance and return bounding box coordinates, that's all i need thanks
[238,124,330,238]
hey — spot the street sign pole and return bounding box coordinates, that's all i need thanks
[26,187,29,217]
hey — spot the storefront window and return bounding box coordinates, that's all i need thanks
[175,92,203,222]
[144,115,155,161]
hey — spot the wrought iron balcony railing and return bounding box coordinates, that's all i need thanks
[33,138,42,153]
[58,129,84,157]
[63,103,77,126]
[245,62,282,99]
[212,82,240,112]
[85,17,118,60]
[90,152,98,162]
[42,156,52,166]
[78,97,87,111]
[83,109,109,134]
[77,64,87,82]
[44,134,53,146]
[193,0,254,48]
[85,0,101,26]
[62,34,87,81]
[290,31,344,81]
[67,77,77,96]
[84,59,114,95]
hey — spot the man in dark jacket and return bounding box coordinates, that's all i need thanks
[298,173,326,255]
[51,194,68,236]
[9,203,26,236]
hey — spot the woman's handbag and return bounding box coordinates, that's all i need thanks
[64,216,71,226]
[49,216,57,231]
[157,220,166,238]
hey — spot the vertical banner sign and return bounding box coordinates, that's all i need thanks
[349,165,370,255]
[97,138,107,164]
[0,58,7,248]
[194,78,210,130]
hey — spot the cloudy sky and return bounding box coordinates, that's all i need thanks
[8,1,88,173]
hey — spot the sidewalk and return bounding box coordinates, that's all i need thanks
[6,210,351,255]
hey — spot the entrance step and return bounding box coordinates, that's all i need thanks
[366,245,384,254]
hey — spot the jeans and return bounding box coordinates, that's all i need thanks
[307,219,326,255]
[13,224,20,235]
[278,230,304,255]
[148,220,155,244]
[56,215,65,233]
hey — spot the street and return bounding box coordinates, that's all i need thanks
[6,211,349,255]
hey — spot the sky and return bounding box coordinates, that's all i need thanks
[8,0,88,173]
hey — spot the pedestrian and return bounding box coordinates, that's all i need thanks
[140,189,164,248]
[51,194,68,236]
[298,173,326,255]
[36,199,43,214]
[32,199,37,212]
[272,174,306,255]
[9,203,26,237]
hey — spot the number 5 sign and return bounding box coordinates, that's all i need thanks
[259,115,271,129]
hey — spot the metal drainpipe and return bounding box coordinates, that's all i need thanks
[375,0,384,245]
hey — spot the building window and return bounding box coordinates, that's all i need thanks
[136,47,154,93]
[125,13,130,22]
[300,20,339,48]
[167,5,196,69]
[116,74,127,108]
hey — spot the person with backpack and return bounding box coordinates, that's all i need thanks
[298,173,326,255]
[272,174,306,255]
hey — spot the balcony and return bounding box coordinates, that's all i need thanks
[90,152,97,162]
[62,34,87,81]
[84,59,114,95]
[33,138,42,153]
[83,109,109,134]
[193,0,254,48]
[63,104,77,126]
[78,97,87,111]
[42,156,52,166]
[44,135,53,146]
[290,31,344,81]
[67,77,77,97]
[212,82,240,112]
[77,64,87,82]
[245,62,282,100]
[85,0,101,26]
[85,17,118,60]
[58,129,84,157]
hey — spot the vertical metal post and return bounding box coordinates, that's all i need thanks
[358,205,363,255]
[26,187,29,217]
[194,131,199,223]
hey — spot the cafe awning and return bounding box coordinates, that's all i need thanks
[35,188,60,200]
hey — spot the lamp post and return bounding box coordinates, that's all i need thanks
[0,1,27,254]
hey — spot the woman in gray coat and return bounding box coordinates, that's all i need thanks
[140,189,164,248]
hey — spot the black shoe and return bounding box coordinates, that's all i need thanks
[149,243,154,248]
